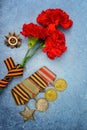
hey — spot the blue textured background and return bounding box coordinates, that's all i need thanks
[0,0,87,130]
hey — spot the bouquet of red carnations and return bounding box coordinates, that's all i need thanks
[20,8,73,66]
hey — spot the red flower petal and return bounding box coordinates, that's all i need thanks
[60,20,73,29]
[37,8,73,29]
[21,23,47,40]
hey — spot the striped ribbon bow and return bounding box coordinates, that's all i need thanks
[11,66,56,105]
[0,57,24,88]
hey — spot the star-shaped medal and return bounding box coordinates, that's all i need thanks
[20,105,35,122]
[5,32,21,48]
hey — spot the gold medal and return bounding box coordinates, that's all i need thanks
[54,78,67,91]
[45,88,58,101]
[35,98,49,112]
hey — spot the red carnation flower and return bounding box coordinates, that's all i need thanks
[21,23,47,40]
[37,9,61,27]
[37,8,73,29]
[42,29,67,59]
[43,37,67,59]
[46,24,65,40]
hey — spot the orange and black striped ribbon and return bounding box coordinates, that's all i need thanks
[0,57,24,88]
[11,66,56,105]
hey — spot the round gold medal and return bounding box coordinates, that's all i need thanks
[45,88,58,101]
[54,78,67,91]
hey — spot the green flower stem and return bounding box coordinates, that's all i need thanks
[21,43,44,67]
[19,37,39,67]
[19,48,31,67]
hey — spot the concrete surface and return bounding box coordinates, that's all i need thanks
[0,0,87,130]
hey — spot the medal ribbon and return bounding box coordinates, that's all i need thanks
[11,66,56,105]
[0,57,24,88]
